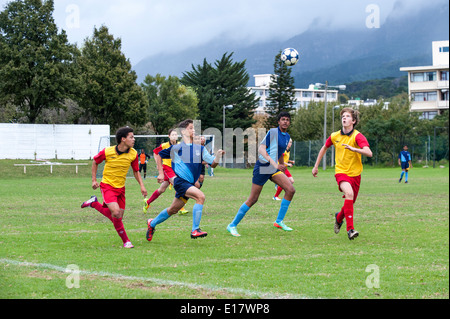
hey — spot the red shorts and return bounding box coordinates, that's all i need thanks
[100,183,126,210]
[284,168,292,178]
[163,165,176,182]
[335,174,361,203]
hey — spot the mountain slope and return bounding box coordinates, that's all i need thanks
[134,2,449,86]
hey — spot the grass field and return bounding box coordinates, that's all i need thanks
[0,160,448,300]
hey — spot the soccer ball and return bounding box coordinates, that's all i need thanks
[281,48,299,66]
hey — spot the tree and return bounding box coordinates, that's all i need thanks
[182,52,258,132]
[359,96,421,165]
[141,74,198,135]
[0,0,79,123]
[265,51,297,128]
[181,58,218,130]
[76,26,148,130]
[212,53,257,131]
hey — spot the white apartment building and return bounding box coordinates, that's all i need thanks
[249,74,339,115]
[400,40,449,119]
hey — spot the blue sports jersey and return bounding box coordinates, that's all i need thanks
[399,150,411,163]
[258,127,291,165]
[159,142,216,184]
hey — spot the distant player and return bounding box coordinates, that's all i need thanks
[81,127,148,249]
[139,149,151,179]
[273,138,295,201]
[227,112,296,237]
[143,129,189,214]
[398,145,412,184]
[146,119,224,241]
[312,108,373,240]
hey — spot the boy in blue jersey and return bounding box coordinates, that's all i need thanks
[146,119,225,241]
[227,112,296,237]
[398,145,412,183]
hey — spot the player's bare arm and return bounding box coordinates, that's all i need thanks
[91,160,100,190]
[312,145,329,177]
[210,149,225,169]
[342,144,373,158]
[258,144,282,171]
[133,170,148,197]
[154,154,165,184]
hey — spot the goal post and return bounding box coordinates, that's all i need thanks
[96,135,216,180]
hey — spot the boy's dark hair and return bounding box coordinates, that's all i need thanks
[168,128,176,136]
[278,112,291,122]
[178,119,194,130]
[115,127,134,144]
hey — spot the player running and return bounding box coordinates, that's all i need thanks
[312,108,373,240]
[146,119,224,241]
[273,138,295,201]
[227,112,296,237]
[142,129,189,215]
[81,127,148,249]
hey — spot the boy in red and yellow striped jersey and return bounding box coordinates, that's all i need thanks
[312,108,373,240]
[81,127,148,248]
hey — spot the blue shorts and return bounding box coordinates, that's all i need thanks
[401,162,410,170]
[252,162,281,186]
[173,177,194,203]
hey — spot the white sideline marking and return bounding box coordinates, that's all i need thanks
[0,258,309,299]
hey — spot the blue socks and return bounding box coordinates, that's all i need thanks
[400,172,405,180]
[276,199,291,224]
[230,203,250,227]
[151,205,204,232]
[150,209,171,228]
[405,172,409,182]
[192,204,203,232]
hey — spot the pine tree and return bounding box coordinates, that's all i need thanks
[265,51,297,128]
[182,52,258,131]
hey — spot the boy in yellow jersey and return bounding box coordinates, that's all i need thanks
[81,127,148,248]
[312,108,373,240]
[273,138,295,200]
[142,129,189,214]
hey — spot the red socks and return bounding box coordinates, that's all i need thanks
[91,201,112,221]
[274,186,283,198]
[147,189,161,205]
[112,218,129,244]
[343,199,355,231]
[91,201,129,244]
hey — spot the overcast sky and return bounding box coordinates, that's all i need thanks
[0,0,448,65]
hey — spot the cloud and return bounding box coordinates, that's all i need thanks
[1,0,448,64]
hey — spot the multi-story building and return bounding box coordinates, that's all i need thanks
[249,74,339,115]
[400,40,449,119]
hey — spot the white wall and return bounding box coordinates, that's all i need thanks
[0,124,110,160]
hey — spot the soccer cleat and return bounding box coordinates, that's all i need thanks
[274,221,293,231]
[348,229,359,240]
[142,198,150,213]
[273,196,282,201]
[405,181,409,184]
[178,207,189,215]
[191,229,208,239]
[123,241,134,249]
[399,178,402,183]
[81,196,98,208]
[146,219,155,242]
[334,213,343,234]
[227,225,241,237]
